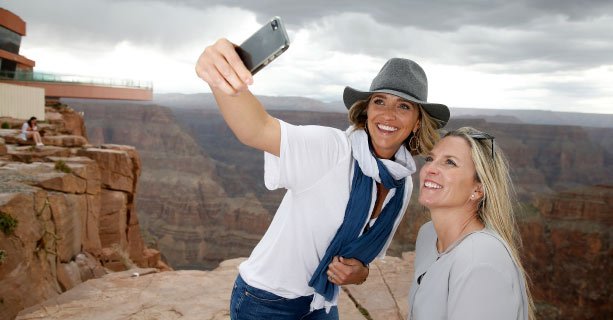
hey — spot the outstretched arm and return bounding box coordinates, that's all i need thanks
[195,38,280,156]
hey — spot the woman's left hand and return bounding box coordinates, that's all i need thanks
[326,256,369,285]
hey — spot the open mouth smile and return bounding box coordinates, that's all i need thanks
[377,123,398,133]
[424,180,442,189]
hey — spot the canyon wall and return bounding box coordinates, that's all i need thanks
[68,100,612,319]
[522,185,612,318]
[75,103,272,269]
[0,105,166,320]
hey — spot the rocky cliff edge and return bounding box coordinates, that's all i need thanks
[15,253,416,320]
[0,104,169,320]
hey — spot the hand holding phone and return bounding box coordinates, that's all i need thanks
[236,17,290,75]
[195,17,290,94]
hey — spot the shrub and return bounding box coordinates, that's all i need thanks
[111,243,136,269]
[54,160,72,173]
[0,249,6,264]
[1,122,9,129]
[142,230,159,249]
[0,212,18,236]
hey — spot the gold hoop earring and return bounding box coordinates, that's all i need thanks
[409,131,420,152]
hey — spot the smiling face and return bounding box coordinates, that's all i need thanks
[418,136,483,210]
[366,93,420,159]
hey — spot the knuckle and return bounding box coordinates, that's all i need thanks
[203,45,215,56]
[221,68,232,78]
[236,83,247,91]
[228,54,241,64]
[216,38,233,49]
[210,74,222,85]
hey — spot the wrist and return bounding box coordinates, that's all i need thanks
[356,265,369,285]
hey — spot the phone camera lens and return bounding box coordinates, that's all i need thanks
[271,20,278,30]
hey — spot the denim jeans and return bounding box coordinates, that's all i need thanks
[230,275,339,320]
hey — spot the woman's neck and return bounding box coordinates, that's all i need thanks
[430,207,484,253]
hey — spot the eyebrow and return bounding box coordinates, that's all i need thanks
[372,94,412,104]
[426,153,461,161]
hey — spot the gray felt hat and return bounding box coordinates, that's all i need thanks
[343,58,450,128]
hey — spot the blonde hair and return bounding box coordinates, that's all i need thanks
[445,127,535,320]
[347,97,442,156]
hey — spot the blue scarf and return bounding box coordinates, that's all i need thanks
[308,150,406,304]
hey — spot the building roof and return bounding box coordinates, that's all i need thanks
[0,8,27,36]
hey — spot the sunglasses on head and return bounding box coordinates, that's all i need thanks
[468,132,495,160]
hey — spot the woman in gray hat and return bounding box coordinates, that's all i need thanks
[195,39,449,319]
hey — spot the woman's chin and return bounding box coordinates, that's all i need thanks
[418,197,438,209]
[370,141,404,158]
[417,198,429,207]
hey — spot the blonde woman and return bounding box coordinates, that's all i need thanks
[409,127,534,320]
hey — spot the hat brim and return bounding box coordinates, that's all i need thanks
[343,86,450,129]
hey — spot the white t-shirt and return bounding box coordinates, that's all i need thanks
[20,122,33,140]
[408,222,529,320]
[239,120,413,300]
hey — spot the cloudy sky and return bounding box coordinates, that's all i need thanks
[4,0,613,113]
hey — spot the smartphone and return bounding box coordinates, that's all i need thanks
[236,17,290,75]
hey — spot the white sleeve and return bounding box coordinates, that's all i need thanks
[448,263,520,320]
[20,123,29,140]
[264,120,350,192]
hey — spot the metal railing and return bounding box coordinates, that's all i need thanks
[0,70,153,90]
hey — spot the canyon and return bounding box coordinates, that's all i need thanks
[9,95,611,319]
[0,105,168,320]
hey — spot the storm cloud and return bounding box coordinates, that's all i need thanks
[3,0,612,113]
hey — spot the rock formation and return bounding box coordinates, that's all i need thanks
[71,103,273,270]
[16,253,416,320]
[521,185,612,319]
[0,105,167,320]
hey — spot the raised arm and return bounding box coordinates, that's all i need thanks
[195,38,280,156]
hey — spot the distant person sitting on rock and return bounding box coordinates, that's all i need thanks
[409,127,534,320]
[20,116,44,148]
[196,38,450,319]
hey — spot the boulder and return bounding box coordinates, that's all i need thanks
[0,128,22,144]
[56,261,82,291]
[46,156,101,195]
[0,137,7,156]
[43,135,88,148]
[76,148,134,192]
[8,145,72,163]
